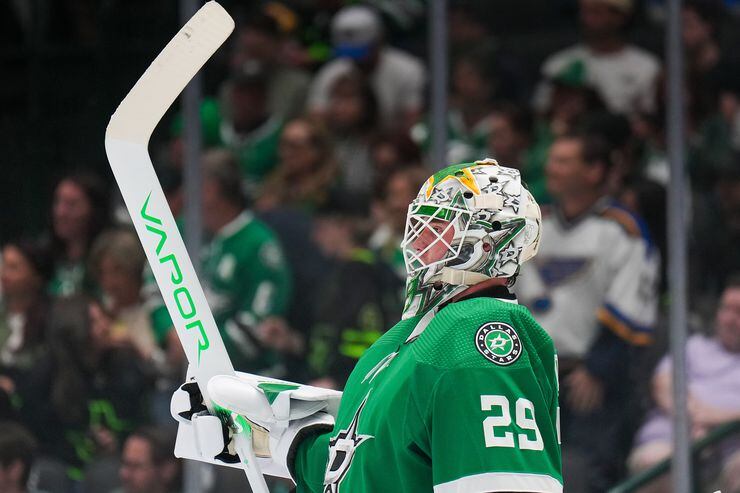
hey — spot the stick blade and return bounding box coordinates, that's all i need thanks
[106,1,234,145]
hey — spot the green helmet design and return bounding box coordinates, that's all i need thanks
[400,159,541,319]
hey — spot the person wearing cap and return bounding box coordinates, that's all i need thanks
[533,0,660,116]
[307,5,425,131]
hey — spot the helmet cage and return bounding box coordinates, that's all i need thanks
[401,201,473,275]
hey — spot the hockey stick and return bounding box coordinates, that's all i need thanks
[104,2,269,492]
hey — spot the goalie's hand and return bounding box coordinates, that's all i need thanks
[170,372,341,480]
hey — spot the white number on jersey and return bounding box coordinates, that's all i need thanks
[480,395,544,451]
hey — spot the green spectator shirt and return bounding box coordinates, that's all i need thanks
[202,211,291,372]
[294,294,562,492]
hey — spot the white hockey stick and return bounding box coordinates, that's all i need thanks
[104,2,269,492]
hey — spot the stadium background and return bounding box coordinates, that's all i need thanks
[1,0,740,492]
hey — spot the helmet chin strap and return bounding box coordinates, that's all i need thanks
[440,267,492,286]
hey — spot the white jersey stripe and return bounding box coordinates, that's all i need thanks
[434,471,563,493]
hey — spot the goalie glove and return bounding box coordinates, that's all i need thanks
[171,371,341,480]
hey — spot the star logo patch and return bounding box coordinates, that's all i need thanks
[475,322,522,366]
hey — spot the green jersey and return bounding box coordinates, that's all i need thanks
[202,211,292,372]
[294,292,562,492]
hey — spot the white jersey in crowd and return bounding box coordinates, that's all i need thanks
[308,46,425,129]
[515,199,659,358]
[534,44,661,115]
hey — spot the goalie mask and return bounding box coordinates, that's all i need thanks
[400,159,541,319]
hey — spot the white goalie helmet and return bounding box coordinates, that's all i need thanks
[400,159,541,319]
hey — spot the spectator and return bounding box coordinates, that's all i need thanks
[47,173,110,297]
[325,68,379,204]
[307,5,425,131]
[117,427,180,493]
[412,47,498,164]
[0,239,53,420]
[369,166,428,284]
[369,132,423,197]
[528,70,608,204]
[256,117,337,212]
[515,132,660,491]
[0,421,37,493]
[229,12,311,121]
[88,229,180,364]
[691,165,740,322]
[533,0,661,116]
[487,104,533,171]
[218,67,283,192]
[200,149,292,374]
[21,295,151,481]
[306,208,399,389]
[628,279,740,493]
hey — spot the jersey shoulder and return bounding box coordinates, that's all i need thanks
[596,201,651,244]
[411,298,554,372]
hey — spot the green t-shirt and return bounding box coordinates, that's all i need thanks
[202,212,292,372]
[295,296,562,492]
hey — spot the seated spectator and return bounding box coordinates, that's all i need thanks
[528,71,608,204]
[0,421,37,493]
[88,228,177,367]
[308,5,425,131]
[691,165,740,323]
[219,67,283,192]
[117,427,180,493]
[533,0,661,116]
[20,295,151,482]
[47,172,110,297]
[0,239,53,420]
[487,104,533,171]
[200,149,292,374]
[412,47,498,165]
[369,132,423,197]
[256,117,337,212]
[516,132,660,490]
[306,208,400,389]
[229,12,311,121]
[628,279,740,493]
[369,166,428,284]
[325,68,379,204]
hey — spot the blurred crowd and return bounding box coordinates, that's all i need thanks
[2,0,740,492]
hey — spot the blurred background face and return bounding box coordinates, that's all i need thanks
[119,437,160,493]
[386,172,419,233]
[488,114,525,166]
[96,254,140,307]
[453,60,490,103]
[229,84,267,131]
[716,287,740,353]
[278,121,321,175]
[579,0,625,37]
[0,246,41,299]
[682,8,712,50]
[546,138,590,198]
[232,28,278,67]
[53,179,92,242]
[328,79,365,129]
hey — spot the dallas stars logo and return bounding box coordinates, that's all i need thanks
[323,393,374,493]
[475,322,522,366]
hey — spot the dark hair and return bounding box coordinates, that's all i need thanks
[2,238,52,350]
[726,275,740,290]
[240,12,281,38]
[684,0,723,29]
[328,69,379,132]
[0,421,37,487]
[51,171,110,260]
[201,149,247,208]
[4,237,54,283]
[127,426,177,466]
[561,131,613,172]
[490,102,534,141]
